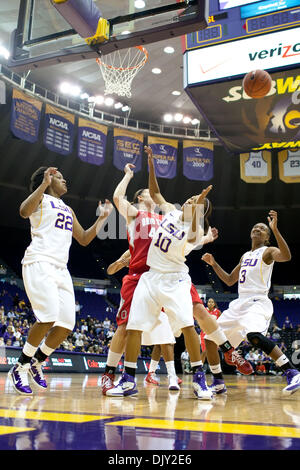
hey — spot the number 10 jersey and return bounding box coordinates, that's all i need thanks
[147,209,201,274]
[22,194,73,268]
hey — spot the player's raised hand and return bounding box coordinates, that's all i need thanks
[267,210,278,232]
[196,185,213,205]
[205,227,218,243]
[98,199,113,218]
[43,167,57,187]
[144,145,153,163]
[201,253,215,266]
[124,163,135,179]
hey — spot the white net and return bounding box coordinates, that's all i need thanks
[96,46,148,98]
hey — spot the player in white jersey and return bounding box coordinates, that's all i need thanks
[8,166,113,395]
[202,212,300,396]
[108,147,252,400]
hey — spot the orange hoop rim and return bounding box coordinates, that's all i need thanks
[96,46,148,71]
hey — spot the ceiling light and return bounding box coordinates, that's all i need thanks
[114,102,123,109]
[0,45,10,60]
[174,113,183,122]
[134,0,145,8]
[95,95,104,104]
[191,118,200,125]
[163,113,173,123]
[164,46,175,54]
[104,97,114,106]
[59,82,70,94]
[121,30,131,35]
[152,68,162,74]
[88,96,96,103]
[80,92,89,100]
[172,90,181,96]
[183,116,191,124]
[122,105,130,112]
[69,85,81,97]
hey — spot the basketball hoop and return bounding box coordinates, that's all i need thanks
[96,46,148,98]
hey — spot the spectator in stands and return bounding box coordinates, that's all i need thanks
[3,326,16,345]
[75,334,84,350]
[181,349,191,374]
[256,361,266,375]
[0,305,4,320]
[103,317,111,334]
[6,339,13,347]
[72,328,81,341]
[75,300,82,316]
[7,309,16,321]
[245,348,258,372]
[81,321,88,334]
[0,337,4,347]
[283,316,293,330]
[106,326,115,341]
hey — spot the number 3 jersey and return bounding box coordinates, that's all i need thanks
[238,246,274,297]
[147,209,202,274]
[22,194,73,268]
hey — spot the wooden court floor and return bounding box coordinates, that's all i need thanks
[0,372,299,451]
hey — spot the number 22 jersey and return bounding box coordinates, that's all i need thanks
[22,194,73,268]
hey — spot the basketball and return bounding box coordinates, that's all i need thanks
[242,69,272,99]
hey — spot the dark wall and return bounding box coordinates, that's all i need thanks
[1,84,299,286]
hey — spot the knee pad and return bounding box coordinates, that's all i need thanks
[246,332,275,355]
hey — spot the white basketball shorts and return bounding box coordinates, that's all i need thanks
[22,261,75,330]
[141,311,176,345]
[127,269,194,336]
[205,295,273,348]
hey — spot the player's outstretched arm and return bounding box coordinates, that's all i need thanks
[145,145,175,213]
[201,252,241,286]
[107,250,131,275]
[187,185,212,244]
[263,210,291,264]
[113,163,138,223]
[19,167,57,218]
[71,200,113,246]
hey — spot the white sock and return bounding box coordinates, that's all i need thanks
[210,364,222,375]
[23,342,38,358]
[107,350,122,368]
[275,354,289,368]
[124,361,137,369]
[40,342,55,357]
[165,361,176,378]
[149,359,159,373]
[191,360,203,368]
[206,327,227,346]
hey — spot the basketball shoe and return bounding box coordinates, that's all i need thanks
[282,369,300,396]
[8,363,33,395]
[106,372,138,397]
[29,358,47,389]
[101,373,115,395]
[145,372,159,385]
[224,348,254,375]
[209,377,227,395]
[168,375,180,391]
[193,371,213,400]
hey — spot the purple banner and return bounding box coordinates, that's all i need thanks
[148,137,178,179]
[10,89,42,143]
[44,104,75,155]
[183,140,214,181]
[78,118,107,165]
[113,128,143,172]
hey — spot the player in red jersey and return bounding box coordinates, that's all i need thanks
[200,298,222,364]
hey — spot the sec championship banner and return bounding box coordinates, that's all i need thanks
[278,148,300,183]
[240,151,272,183]
[78,118,107,165]
[183,140,214,181]
[113,128,143,172]
[10,89,42,143]
[44,104,75,155]
[148,136,178,179]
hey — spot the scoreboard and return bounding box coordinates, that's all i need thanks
[185,0,300,51]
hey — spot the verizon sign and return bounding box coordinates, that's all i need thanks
[185,27,300,85]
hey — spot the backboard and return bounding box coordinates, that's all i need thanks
[8,0,208,72]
